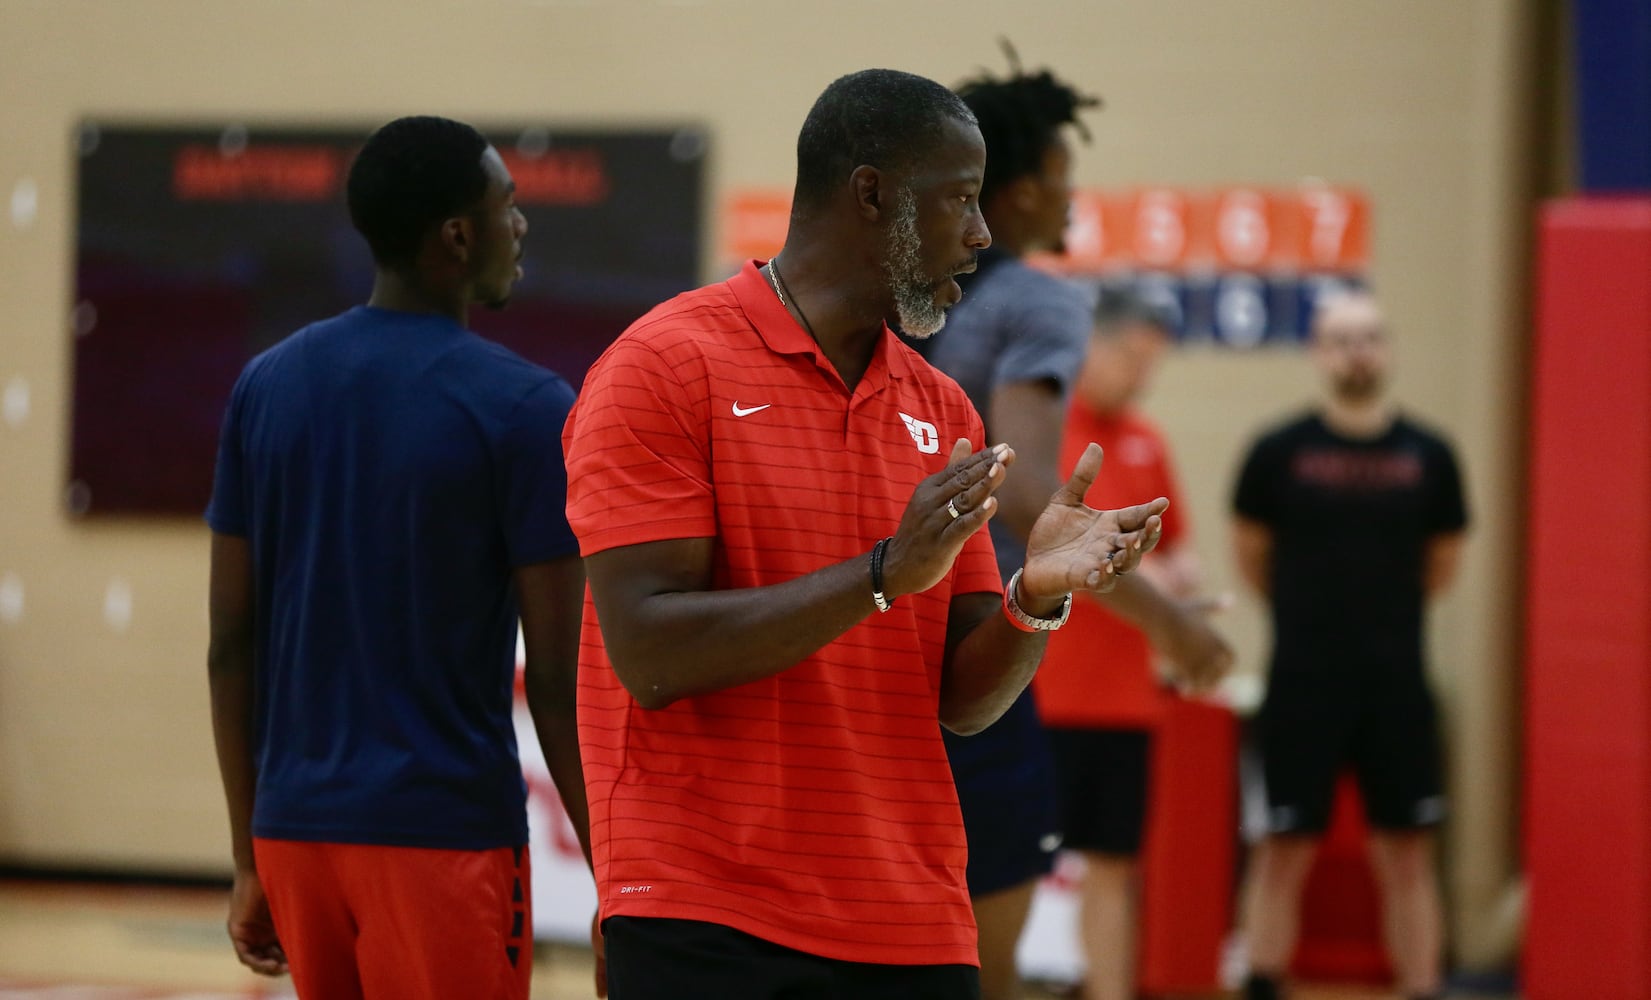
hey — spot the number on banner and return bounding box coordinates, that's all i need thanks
[1215,273,1269,348]
[1134,190,1188,267]
[1301,188,1352,267]
[1216,189,1271,268]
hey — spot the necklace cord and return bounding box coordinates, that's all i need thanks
[768,256,819,341]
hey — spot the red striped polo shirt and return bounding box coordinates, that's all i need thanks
[562,259,1002,967]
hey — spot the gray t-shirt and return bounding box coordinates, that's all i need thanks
[924,255,1092,580]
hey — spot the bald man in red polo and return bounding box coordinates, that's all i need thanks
[563,69,1170,1000]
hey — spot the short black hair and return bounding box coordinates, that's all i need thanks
[954,42,1101,205]
[1094,285,1176,336]
[793,69,977,210]
[346,115,491,270]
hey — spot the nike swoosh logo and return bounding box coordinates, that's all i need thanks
[731,402,771,417]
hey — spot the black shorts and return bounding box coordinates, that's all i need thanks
[1259,666,1445,835]
[945,691,1062,896]
[1046,727,1154,856]
[603,916,981,1000]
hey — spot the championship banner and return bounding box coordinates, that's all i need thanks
[70,123,703,516]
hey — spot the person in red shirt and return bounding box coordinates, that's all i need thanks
[562,68,1174,1000]
[1035,288,1229,1000]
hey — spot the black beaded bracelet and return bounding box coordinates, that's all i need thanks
[870,536,893,613]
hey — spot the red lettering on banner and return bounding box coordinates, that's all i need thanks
[498,149,610,206]
[173,145,343,201]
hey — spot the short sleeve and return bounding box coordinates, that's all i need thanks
[562,332,716,556]
[205,368,250,536]
[498,375,581,567]
[947,408,1005,597]
[992,285,1090,397]
[1426,439,1469,535]
[1232,432,1282,525]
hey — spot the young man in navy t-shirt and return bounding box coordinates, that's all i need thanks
[206,116,595,1000]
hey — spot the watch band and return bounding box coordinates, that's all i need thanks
[1002,568,1071,632]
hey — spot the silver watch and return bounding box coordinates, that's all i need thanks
[1004,568,1072,631]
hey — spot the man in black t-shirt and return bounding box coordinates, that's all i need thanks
[1231,291,1468,1000]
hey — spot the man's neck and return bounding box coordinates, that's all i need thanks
[367,271,467,326]
[1321,395,1395,439]
[771,235,890,392]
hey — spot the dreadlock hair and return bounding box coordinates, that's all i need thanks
[793,69,977,212]
[346,115,491,271]
[954,41,1102,206]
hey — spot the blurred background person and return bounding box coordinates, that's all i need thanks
[921,52,1229,1000]
[1232,291,1468,1000]
[1033,288,1232,1000]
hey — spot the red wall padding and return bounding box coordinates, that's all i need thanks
[1525,197,1651,999]
[1138,699,1239,993]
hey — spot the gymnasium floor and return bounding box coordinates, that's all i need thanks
[0,879,1512,1000]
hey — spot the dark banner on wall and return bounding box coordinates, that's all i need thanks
[69,122,705,516]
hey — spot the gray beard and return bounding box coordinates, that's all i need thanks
[881,188,947,339]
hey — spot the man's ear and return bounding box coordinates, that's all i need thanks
[439,216,473,263]
[850,165,883,222]
[1007,175,1040,213]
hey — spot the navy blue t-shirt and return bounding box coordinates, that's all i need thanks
[206,306,579,850]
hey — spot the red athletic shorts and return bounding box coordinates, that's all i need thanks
[254,838,532,1000]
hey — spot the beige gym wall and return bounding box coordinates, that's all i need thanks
[0,0,1533,969]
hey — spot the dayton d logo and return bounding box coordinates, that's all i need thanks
[899,412,940,454]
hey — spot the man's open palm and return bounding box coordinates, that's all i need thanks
[1022,443,1169,599]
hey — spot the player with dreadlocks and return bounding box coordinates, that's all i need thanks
[924,48,1231,1000]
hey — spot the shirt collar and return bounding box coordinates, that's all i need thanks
[729,259,914,386]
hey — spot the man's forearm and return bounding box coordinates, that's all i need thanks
[1091,573,1181,641]
[938,583,1067,735]
[208,638,258,872]
[595,551,881,709]
[524,677,595,870]
[940,609,1050,735]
